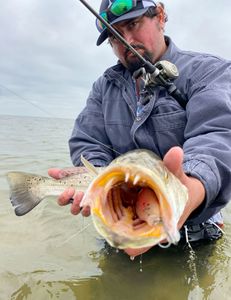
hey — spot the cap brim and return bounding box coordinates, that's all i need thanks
[96,7,150,46]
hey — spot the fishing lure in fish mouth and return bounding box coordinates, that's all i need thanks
[6,149,188,250]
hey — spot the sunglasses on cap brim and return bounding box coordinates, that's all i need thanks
[96,0,139,33]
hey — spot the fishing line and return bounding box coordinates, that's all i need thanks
[0,84,57,118]
[57,221,91,246]
[78,128,122,157]
[209,220,225,235]
[184,225,201,289]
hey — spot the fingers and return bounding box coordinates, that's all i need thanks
[81,206,91,217]
[57,187,75,206]
[48,168,91,217]
[48,167,88,179]
[57,188,90,217]
[70,191,84,215]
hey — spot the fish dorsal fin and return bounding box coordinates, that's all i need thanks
[81,155,99,175]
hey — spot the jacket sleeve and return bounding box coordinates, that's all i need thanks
[182,59,231,222]
[69,76,115,167]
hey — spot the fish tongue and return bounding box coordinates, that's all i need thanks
[135,188,161,226]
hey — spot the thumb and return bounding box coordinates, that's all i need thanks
[48,168,67,179]
[163,147,187,184]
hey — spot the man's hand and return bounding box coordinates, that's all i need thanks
[48,168,91,217]
[163,146,205,229]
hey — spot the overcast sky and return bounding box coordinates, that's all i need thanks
[0,0,230,119]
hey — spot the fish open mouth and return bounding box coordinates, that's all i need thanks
[108,183,146,227]
[84,166,174,249]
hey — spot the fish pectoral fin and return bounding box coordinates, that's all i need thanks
[80,155,99,175]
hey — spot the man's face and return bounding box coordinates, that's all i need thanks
[109,13,166,73]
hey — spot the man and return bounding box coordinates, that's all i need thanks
[49,0,231,256]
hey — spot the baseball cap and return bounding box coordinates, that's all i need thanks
[96,0,156,46]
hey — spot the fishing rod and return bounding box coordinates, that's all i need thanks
[78,0,187,108]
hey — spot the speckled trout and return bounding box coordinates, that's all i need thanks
[7,149,188,249]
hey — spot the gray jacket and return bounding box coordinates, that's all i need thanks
[69,37,231,225]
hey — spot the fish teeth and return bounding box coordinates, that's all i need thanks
[125,172,130,183]
[105,177,117,192]
[133,175,140,185]
[112,187,123,219]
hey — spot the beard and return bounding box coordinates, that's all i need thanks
[124,45,154,74]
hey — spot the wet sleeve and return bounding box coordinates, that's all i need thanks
[182,61,231,218]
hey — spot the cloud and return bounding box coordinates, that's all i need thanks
[0,0,230,118]
[164,0,231,58]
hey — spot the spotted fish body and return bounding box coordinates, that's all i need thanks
[7,170,94,216]
[7,149,188,249]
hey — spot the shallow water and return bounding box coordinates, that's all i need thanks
[0,115,230,300]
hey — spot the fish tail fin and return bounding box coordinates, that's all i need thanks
[6,172,45,216]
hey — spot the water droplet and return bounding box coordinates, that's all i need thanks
[130,256,135,261]
[139,254,143,272]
